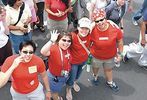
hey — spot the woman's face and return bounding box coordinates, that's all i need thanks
[14,0,23,7]
[19,45,34,63]
[0,7,6,21]
[58,36,72,50]
[78,27,90,37]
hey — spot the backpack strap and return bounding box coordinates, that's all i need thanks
[13,2,25,26]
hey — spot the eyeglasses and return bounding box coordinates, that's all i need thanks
[95,18,105,23]
[62,39,71,43]
[22,51,34,54]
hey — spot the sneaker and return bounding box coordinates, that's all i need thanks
[91,77,99,86]
[123,54,129,62]
[58,96,63,100]
[73,82,80,92]
[106,82,119,92]
[132,18,138,26]
[142,66,147,70]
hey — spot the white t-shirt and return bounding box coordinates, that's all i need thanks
[92,0,108,9]
[0,21,8,48]
[23,0,34,8]
[6,4,32,35]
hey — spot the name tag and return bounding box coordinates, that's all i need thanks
[99,37,109,40]
[28,66,37,74]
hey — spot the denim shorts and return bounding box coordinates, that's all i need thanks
[92,57,115,69]
[47,71,69,93]
[143,8,147,21]
[9,32,32,54]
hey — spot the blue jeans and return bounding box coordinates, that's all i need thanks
[66,61,86,86]
[47,71,69,93]
[9,32,32,54]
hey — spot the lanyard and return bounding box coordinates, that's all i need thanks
[59,47,70,71]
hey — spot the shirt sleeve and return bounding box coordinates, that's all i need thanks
[5,6,11,26]
[37,58,46,73]
[117,28,123,40]
[25,4,32,18]
[1,57,13,73]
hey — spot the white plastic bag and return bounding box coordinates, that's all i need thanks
[128,42,144,54]
[138,48,147,66]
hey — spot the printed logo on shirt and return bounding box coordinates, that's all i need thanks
[99,37,109,40]
[65,53,70,59]
[28,66,37,74]
[30,80,35,85]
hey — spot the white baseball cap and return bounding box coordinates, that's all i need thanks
[78,17,91,29]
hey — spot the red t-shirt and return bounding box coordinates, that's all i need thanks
[1,55,46,94]
[48,44,71,76]
[70,31,91,64]
[45,0,68,21]
[90,21,123,60]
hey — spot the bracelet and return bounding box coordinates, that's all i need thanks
[46,90,51,93]
[49,40,54,43]
[118,52,123,58]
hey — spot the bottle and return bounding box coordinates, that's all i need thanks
[23,25,28,36]
[86,54,93,72]
[114,57,120,67]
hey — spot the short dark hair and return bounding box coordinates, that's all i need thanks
[19,40,36,52]
[7,0,17,7]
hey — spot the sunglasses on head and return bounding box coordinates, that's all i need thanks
[62,39,71,43]
[22,51,34,54]
[95,18,105,23]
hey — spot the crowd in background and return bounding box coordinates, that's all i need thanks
[0,0,146,100]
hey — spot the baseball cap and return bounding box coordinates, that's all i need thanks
[78,17,91,29]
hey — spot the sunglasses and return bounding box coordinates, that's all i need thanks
[95,18,105,23]
[62,39,71,43]
[22,51,34,54]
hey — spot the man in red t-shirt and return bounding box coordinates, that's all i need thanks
[90,9,124,92]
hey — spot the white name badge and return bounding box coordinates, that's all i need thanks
[28,66,37,74]
[99,37,109,40]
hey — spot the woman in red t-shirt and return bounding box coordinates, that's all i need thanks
[45,0,72,32]
[66,17,91,100]
[90,9,124,92]
[41,30,72,100]
[1,40,51,100]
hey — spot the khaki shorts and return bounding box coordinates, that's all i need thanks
[47,17,68,31]
[10,83,45,100]
[92,57,115,69]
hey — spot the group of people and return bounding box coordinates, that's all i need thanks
[0,0,146,100]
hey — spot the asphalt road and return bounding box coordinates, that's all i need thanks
[0,0,147,100]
